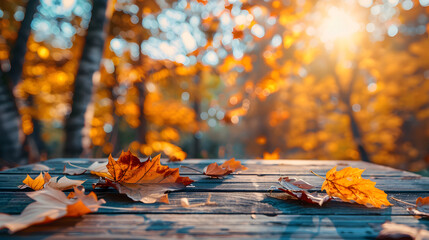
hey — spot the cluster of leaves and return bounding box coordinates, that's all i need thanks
[271,166,429,216]
[0,151,248,233]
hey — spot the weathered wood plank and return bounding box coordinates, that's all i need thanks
[0,173,427,192]
[1,159,417,177]
[0,191,423,216]
[0,214,427,239]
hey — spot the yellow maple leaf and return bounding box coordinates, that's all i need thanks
[321,166,391,208]
[20,172,51,190]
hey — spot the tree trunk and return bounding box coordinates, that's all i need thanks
[0,0,40,166]
[9,0,39,87]
[192,70,201,158]
[63,0,109,157]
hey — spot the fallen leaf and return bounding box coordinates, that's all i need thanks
[278,177,315,190]
[94,151,194,203]
[320,166,391,208]
[377,222,429,240]
[18,172,51,190]
[407,196,429,218]
[32,164,51,171]
[63,165,86,175]
[269,177,330,206]
[0,186,105,233]
[45,177,86,191]
[94,178,181,204]
[63,161,109,177]
[19,172,84,191]
[203,158,248,178]
[181,194,217,208]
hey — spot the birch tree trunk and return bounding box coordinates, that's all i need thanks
[63,0,109,157]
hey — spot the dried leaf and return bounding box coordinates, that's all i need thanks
[277,189,331,206]
[63,165,87,175]
[377,222,429,240]
[19,172,84,191]
[278,177,315,190]
[0,186,105,233]
[32,164,51,171]
[63,161,109,177]
[18,172,51,190]
[94,151,194,203]
[203,158,248,178]
[270,177,330,206]
[45,177,85,191]
[321,166,391,208]
[407,196,429,218]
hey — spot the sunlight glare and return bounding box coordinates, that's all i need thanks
[318,7,360,43]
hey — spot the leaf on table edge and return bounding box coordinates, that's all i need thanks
[0,186,105,233]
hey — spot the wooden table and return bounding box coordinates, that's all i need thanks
[0,159,428,239]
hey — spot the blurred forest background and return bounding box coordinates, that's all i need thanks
[0,0,428,173]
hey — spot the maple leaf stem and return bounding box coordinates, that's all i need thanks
[310,170,326,179]
[180,166,204,174]
[390,196,414,207]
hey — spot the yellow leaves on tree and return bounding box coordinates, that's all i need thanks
[320,166,391,208]
[203,158,248,178]
[0,186,105,233]
[94,151,193,203]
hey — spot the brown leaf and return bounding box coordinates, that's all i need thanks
[277,189,331,206]
[377,222,429,240]
[407,196,429,218]
[270,177,330,206]
[320,166,391,208]
[94,151,194,203]
[0,186,105,233]
[203,158,248,178]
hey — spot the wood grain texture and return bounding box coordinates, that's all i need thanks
[0,158,428,239]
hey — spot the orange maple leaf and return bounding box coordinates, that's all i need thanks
[106,150,193,185]
[94,151,194,203]
[0,186,104,233]
[203,158,248,178]
[320,166,391,208]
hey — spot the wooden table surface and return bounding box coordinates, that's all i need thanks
[0,159,428,239]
